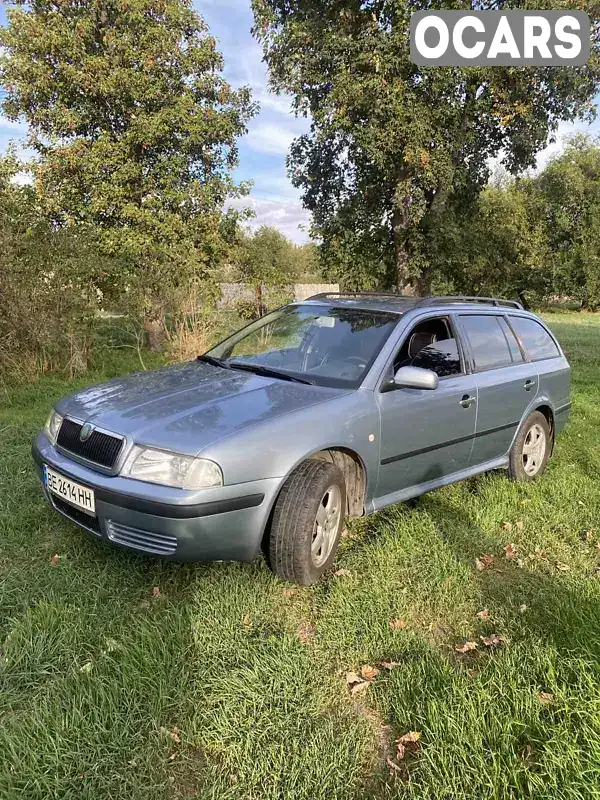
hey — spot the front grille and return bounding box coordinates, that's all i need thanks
[57,418,124,469]
[52,496,101,535]
[106,520,178,556]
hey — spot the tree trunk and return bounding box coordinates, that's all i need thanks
[144,317,165,352]
[415,267,434,296]
[392,205,411,293]
[255,284,265,317]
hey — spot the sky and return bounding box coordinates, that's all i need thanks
[0,0,598,244]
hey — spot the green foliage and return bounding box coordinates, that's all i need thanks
[0,152,106,378]
[534,135,600,308]
[232,225,301,315]
[440,136,600,307]
[253,0,600,292]
[0,0,257,316]
[236,225,296,288]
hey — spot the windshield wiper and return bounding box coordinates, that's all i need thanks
[229,361,314,385]
[197,354,231,370]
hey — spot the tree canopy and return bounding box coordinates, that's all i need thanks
[0,0,257,317]
[252,0,600,292]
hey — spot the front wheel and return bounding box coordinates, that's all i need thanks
[508,411,551,482]
[269,460,346,585]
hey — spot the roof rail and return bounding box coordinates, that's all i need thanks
[307,291,415,302]
[305,291,523,310]
[415,296,523,310]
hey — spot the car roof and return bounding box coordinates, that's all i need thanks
[299,293,524,315]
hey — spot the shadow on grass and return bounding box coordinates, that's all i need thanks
[420,492,600,662]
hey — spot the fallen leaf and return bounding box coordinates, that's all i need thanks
[455,641,478,653]
[390,619,406,630]
[168,753,177,762]
[515,520,524,531]
[282,588,297,598]
[480,634,506,647]
[386,756,402,772]
[50,554,61,566]
[334,568,352,577]
[152,586,161,598]
[556,562,570,571]
[79,661,93,674]
[379,661,401,670]
[538,692,554,705]
[475,554,494,571]
[502,522,513,532]
[519,604,528,613]
[350,679,370,696]
[242,614,252,627]
[361,664,380,681]
[341,529,351,538]
[346,671,362,685]
[476,608,489,621]
[395,742,406,760]
[504,543,518,560]
[160,726,181,744]
[398,731,421,744]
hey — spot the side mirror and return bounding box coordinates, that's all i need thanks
[388,366,439,391]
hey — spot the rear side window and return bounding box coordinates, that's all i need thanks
[509,316,560,361]
[459,315,522,371]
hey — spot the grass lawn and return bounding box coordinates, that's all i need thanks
[1,312,599,800]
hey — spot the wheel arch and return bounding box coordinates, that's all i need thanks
[306,447,366,517]
[533,403,556,451]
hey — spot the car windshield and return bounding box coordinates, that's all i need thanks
[206,304,400,389]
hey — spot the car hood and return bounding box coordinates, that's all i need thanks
[56,361,349,456]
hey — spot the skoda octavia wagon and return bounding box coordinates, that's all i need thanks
[33,294,571,584]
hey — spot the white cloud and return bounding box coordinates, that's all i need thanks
[246,122,299,155]
[228,193,312,243]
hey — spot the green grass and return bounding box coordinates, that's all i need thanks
[1,312,600,799]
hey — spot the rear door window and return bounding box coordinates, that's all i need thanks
[509,316,560,361]
[459,314,521,372]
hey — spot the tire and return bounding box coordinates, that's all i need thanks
[508,411,551,482]
[269,460,346,585]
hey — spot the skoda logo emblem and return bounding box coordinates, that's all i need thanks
[79,422,94,442]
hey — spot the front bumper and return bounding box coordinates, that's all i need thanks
[33,433,282,562]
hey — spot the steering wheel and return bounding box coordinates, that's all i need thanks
[341,356,367,367]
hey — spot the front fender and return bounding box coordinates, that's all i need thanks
[201,390,381,502]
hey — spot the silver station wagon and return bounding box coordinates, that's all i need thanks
[33,294,571,585]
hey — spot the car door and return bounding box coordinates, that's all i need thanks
[457,313,537,466]
[375,315,477,505]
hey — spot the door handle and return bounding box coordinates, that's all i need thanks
[524,379,536,391]
[460,394,476,409]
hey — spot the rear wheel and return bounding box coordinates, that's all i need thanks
[269,460,346,585]
[508,411,551,482]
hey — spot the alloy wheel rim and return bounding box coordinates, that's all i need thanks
[522,423,547,476]
[311,485,342,568]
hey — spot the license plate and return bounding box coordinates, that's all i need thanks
[44,466,96,515]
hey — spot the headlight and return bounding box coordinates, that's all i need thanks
[44,409,63,446]
[121,446,223,490]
